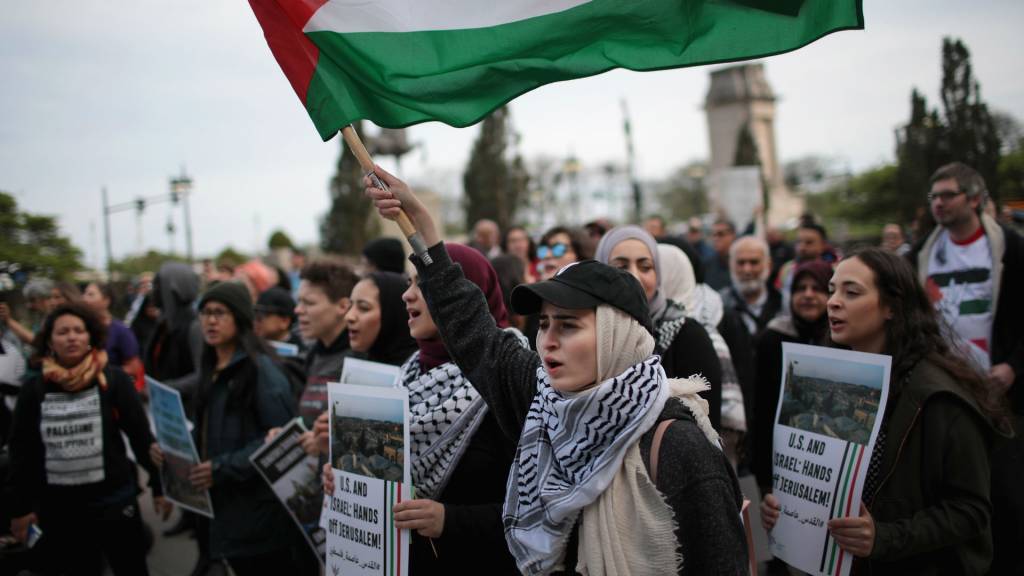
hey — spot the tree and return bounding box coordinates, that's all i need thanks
[896,37,1003,217]
[810,165,900,226]
[0,191,83,280]
[999,146,1024,202]
[462,106,529,232]
[267,229,295,250]
[216,247,248,268]
[321,120,380,255]
[894,89,946,224]
[733,122,760,167]
[657,163,709,221]
[110,250,182,277]
[939,38,1001,198]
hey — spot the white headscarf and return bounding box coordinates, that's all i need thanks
[656,243,697,312]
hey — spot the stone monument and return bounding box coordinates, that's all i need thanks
[705,63,803,228]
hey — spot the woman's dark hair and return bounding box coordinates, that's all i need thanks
[540,226,588,260]
[489,255,526,312]
[88,282,114,305]
[838,247,1010,432]
[54,281,82,304]
[501,225,536,261]
[195,296,272,415]
[31,303,107,366]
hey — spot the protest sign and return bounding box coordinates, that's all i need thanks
[250,418,325,565]
[340,358,402,388]
[147,376,214,518]
[769,344,890,576]
[324,383,411,576]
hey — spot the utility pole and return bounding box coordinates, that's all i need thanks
[621,99,643,222]
[102,169,196,277]
[102,187,113,277]
[170,169,194,264]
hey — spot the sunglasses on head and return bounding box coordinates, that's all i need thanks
[537,243,569,259]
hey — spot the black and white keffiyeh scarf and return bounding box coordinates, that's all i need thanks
[401,352,488,499]
[654,300,687,355]
[503,356,671,576]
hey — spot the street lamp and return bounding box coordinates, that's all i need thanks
[101,169,196,278]
[170,170,194,264]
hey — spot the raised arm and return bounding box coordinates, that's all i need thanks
[366,167,540,438]
[413,243,540,438]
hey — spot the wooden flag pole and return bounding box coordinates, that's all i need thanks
[341,125,433,264]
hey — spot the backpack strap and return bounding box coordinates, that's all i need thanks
[649,419,675,485]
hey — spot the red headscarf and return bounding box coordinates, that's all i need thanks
[417,243,510,369]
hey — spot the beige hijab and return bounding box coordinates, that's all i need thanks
[578,306,718,576]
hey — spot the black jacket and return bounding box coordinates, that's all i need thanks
[409,411,519,574]
[194,350,296,559]
[300,332,349,428]
[858,359,1001,575]
[659,316,724,431]
[719,285,784,346]
[8,365,161,517]
[751,318,828,492]
[412,243,748,575]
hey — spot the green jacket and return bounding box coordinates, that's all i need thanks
[859,359,1000,575]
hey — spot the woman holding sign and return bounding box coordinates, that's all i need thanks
[752,259,832,493]
[324,247,522,574]
[363,168,748,575]
[762,248,1011,574]
[153,281,297,575]
[7,303,168,575]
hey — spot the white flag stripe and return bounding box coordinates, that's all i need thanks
[305,0,591,34]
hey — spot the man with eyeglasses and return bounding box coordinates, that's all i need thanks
[910,161,1024,575]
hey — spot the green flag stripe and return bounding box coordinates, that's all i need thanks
[958,299,991,315]
[303,0,863,138]
[828,444,861,573]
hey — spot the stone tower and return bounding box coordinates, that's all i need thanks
[705,63,803,227]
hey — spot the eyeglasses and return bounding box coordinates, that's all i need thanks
[927,189,964,203]
[199,308,230,320]
[537,243,569,259]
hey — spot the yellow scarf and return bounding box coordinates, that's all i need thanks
[43,349,108,392]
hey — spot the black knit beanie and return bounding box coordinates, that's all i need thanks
[198,281,254,326]
[362,237,406,274]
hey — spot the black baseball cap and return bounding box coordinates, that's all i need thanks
[254,286,296,318]
[510,260,654,336]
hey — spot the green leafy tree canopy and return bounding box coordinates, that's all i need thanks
[267,229,295,250]
[0,191,83,280]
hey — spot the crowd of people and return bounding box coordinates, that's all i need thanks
[0,159,1020,575]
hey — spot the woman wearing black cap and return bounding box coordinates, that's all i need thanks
[150,281,297,574]
[365,168,748,575]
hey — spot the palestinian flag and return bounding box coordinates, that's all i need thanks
[249,0,863,140]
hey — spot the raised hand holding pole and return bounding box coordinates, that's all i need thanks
[341,125,434,265]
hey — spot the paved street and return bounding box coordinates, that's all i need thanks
[134,472,200,576]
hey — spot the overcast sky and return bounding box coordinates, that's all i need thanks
[790,352,885,389]
[3,1,1023,269]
